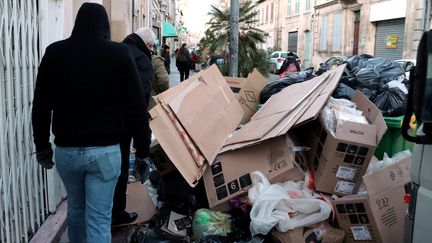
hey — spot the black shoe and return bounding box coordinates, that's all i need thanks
[112,211,138,226]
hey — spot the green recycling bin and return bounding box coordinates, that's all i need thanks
[374,116,415,160]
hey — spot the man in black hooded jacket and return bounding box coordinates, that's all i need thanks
[31,3,150,242]
[110,27,155,226]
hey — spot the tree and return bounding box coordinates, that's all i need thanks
[199,0,269,77]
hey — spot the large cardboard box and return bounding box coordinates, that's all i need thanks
[332,157,411,243]
[203,134,306,209]
[306,91,387,196]
[149,65,244,187]
[224,69,267,124]
[203,65,347,209]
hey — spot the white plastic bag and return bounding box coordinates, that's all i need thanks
[248,171,332,236]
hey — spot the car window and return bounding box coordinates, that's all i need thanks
[270,53,279,58]
[281,53,288,58]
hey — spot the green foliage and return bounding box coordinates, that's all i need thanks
[199,0,270,77]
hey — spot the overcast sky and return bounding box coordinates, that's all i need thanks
[181,0,219,37]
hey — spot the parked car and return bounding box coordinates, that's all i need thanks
[395,59,416,79]
[268,51,290,73]
[316,56,348,76]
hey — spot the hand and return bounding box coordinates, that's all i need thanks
[36,147,54,169]
[133,157,151,184]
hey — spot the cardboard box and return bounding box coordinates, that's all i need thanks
[203,65,347,209]
[270,221,345,243]
[225,69,267,124]
[149,65,244,187]
[306,91,387,196]
[332,157,411,243]
[203,134,306,209]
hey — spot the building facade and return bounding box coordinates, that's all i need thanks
[255,0,430,68]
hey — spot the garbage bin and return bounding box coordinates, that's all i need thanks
[374,116,415,160]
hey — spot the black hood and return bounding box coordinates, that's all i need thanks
[71,3,110,39]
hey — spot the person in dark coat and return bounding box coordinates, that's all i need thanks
[31,3,150,242]
[176,43,192,81]
[161,44,171,74]
[111,27,156,226]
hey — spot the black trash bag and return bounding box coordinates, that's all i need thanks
[260,68,315,103]
[156,170,207,215]
[356,57,405,85]
[345,54,373,72]
[199,235,231,243]
[373,86,407,116]
[332,83,356,100]
[130,227,188,243]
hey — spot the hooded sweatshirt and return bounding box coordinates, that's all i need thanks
[32,3,150,157]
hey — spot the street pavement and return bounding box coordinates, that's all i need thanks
[168,57,279,86]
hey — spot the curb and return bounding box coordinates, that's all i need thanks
[30,200,67,243]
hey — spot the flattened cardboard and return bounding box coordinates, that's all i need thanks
[160,65,243,165]
[149,104,207,187]
[203,134,305,209]
[222,65,346,152]
[149,65,243,187]
[306,90,388,196]
[332,157,411,243]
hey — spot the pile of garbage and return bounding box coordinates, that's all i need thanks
[126,64,411,243]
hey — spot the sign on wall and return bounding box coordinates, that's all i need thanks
[386,35,397,48]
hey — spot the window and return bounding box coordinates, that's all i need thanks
[295,0,300,14]
[305,0,311,11]
[332,13,342,51]
[287,0,291,16]
[271,3,274,21]
[266,5,269,22]
[259,9,263,25]
[320,15,328,50]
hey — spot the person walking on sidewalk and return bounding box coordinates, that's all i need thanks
[176,43,192,81]
[111,27,156,226]
[149,49,170,110]
[31,3,150,243]
[161,44,171,74]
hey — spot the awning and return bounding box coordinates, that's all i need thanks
[162,22,178,38]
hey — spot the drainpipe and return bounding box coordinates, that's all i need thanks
[148,0,152,28]
[423,0,430,30]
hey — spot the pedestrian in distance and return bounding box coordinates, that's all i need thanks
[176,43,192,81]
[111,27,156,226]
[31,3,150,243]
[149,48,170,110]
[161,44,171,74]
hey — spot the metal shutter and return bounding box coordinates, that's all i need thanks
[288,31,298,53]
[374,18,405,60]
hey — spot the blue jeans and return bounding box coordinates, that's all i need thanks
[55,145,121,243]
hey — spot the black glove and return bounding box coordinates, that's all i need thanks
[36,147,54,169]
[133,157,151,183]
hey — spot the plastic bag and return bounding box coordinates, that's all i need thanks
[373,85,407,116]
[365,150,412,175]
[260,68,315,103]
[192,209,231,242]
[198,235,231,243]
[248,171,331,236]
[345,54,373,72]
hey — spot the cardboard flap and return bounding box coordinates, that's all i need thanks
[352,91,388,143]
[223,64,346,151]
[159,65,243,164]
[363,157,411,196]
[149,104,207,187]
[334,120,378,146]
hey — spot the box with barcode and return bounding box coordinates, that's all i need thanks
[331,156,411,243]
[304,91,387,196]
